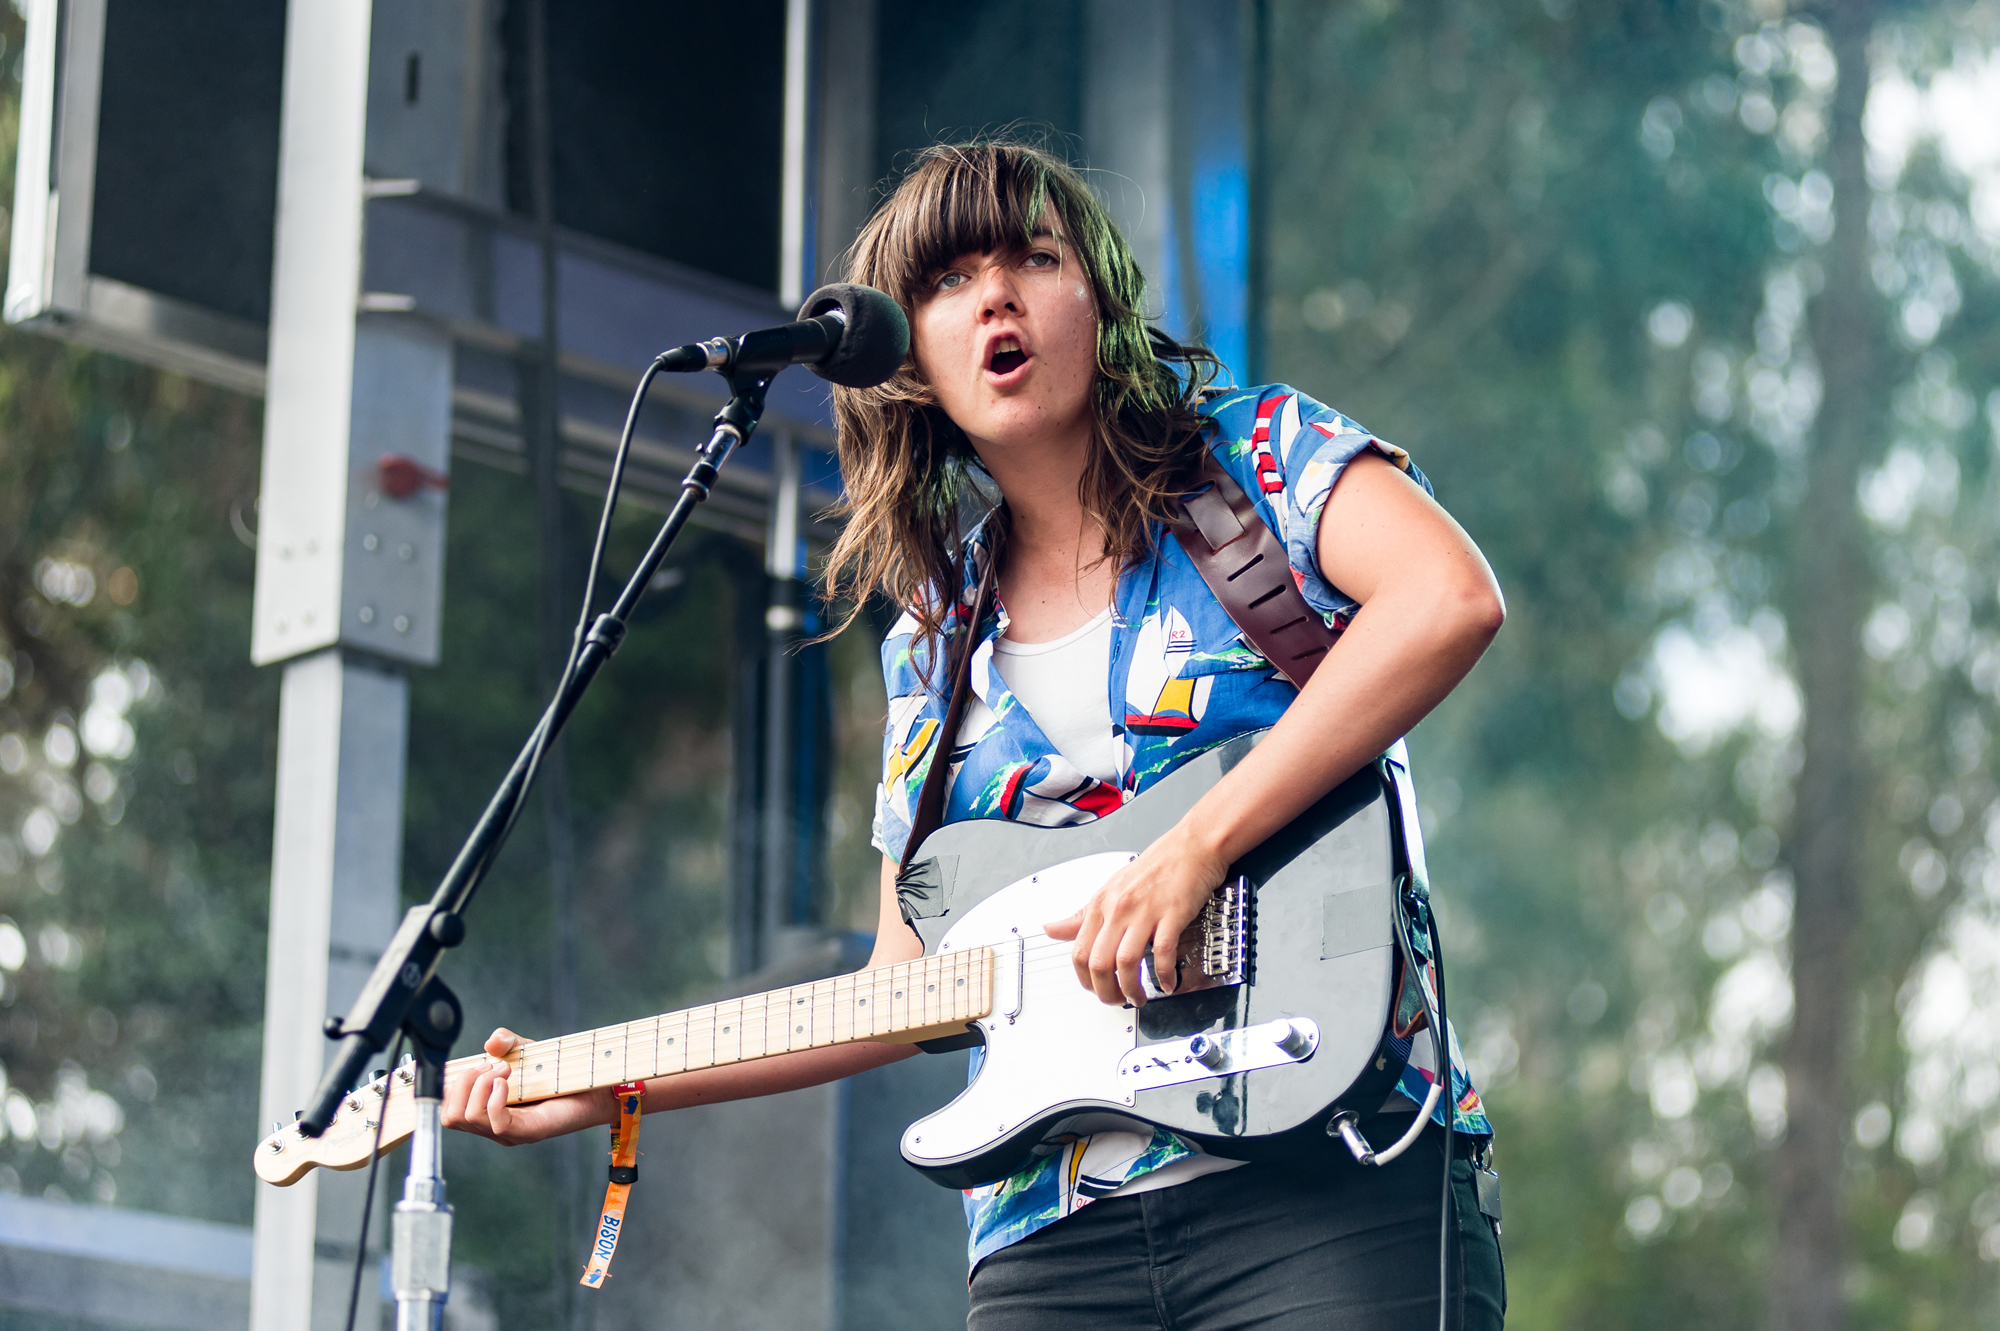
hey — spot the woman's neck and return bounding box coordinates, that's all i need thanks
[972,421,1092,547]
[971,420,1119,643]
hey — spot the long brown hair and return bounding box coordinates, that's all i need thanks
[817,140,1224,669]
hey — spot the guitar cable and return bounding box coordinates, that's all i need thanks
[344,1030,408,1331]
[1428,903,1454,1331]
[1333,875,1455,1329]
[470,355,667,888]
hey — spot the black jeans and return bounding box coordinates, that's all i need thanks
[967,1120,1505,1330]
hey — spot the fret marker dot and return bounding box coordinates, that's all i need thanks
[723,1026,731,1033]
[896,991,903,999]
[795,1025,803,1033]
[667,1038,675,1045]
[927,984,935,992]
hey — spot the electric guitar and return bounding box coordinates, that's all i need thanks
[253,731,1428,1191]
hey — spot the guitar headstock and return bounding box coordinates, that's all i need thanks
[251,1063,420,1186]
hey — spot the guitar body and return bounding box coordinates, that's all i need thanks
[896,731,1417,1190]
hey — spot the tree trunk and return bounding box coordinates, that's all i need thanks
[1772,3,1878,1327]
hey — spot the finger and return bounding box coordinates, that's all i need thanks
[1115,930,1150,1007]
[1087,922,1129,1006]
[1152,920,1186,996]
[1070,900,1105,992]
[484,1066,513,1139]
[1043,911,1082,941]
[484,1027,523,1059]
[464,1068,499,1133]
[440,1063,472,1128]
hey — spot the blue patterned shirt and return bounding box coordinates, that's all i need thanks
[868,384,1493,1270]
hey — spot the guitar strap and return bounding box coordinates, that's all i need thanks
[1165,451,1341,689]
[578,1081,646,1289]
[896,532,1003,876]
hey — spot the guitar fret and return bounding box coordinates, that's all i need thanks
[719,998,744,1067]
[495,946,994,1107]
[786,984,809,1053]
[834,971,855,1044]
[657,1011,688,1077]
[815,976,837,1047]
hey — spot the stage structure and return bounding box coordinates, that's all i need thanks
[5,1,1258,1326]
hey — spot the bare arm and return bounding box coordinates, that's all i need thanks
[1048,451,1504,1005]
[443,856,923,1144]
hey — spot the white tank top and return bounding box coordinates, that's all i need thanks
[988,607,1119,782]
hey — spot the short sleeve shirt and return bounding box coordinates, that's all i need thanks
[868,384,1494,1271]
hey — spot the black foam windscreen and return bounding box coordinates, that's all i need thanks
[798,284,910,388]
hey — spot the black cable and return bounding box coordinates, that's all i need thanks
[1431,910,1453,1331]
[344,1030,408,1331]
[460,355,666,897]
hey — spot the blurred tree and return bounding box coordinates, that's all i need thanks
[0,328,274,1223]
[1261,0,1998,1326]
[1773,2,1876,1325]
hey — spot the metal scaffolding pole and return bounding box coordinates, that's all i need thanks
[248,4,455,1325]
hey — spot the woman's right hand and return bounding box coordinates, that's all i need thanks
[440,1027,618,1145]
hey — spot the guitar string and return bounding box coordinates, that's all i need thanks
[502,934,1179,1068]
[494,932,1222,1081]
[500,954,985,1091]
[488,927,1246,1100]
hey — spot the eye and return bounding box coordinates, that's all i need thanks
[1023,249,1059,269]
[934,270,968,292]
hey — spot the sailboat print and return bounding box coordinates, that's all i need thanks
[884,695,939,790]
[1123,607,1214,737]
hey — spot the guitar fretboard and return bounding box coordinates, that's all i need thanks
[494,948,994,1104]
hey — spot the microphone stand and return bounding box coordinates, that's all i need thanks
[306,365,775,1328]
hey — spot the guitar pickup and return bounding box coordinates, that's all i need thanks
[1114,1017,1318,1091]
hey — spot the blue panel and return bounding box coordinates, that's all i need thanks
[1180,0,1249,383]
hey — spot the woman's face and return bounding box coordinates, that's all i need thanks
[909,231,1099,456]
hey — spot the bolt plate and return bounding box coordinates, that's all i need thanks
[1115,1017,1318,1091]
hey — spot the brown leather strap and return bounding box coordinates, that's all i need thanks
[896,536,1002,874]
[1168,454,1339,689]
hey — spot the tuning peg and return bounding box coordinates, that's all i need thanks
[270,1121,283,1136]
[323,1016,343,1038]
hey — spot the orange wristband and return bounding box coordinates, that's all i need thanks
[579,1082,645,1289]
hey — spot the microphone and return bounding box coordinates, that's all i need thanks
[657,283,909,388]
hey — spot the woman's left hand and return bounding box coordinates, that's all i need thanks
[1045,820,1230,1006]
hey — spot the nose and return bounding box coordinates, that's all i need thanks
[974,260,1024,321]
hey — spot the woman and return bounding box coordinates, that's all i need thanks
[445,141,1507,1328]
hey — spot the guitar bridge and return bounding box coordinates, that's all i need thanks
[1200,877,1250,985]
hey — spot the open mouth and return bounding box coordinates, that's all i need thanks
[988,339,1029,377]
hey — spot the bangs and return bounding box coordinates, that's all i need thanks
[819,136,1222,668]
[863,145,1069,304]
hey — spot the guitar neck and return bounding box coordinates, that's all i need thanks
[484,947,994,1105]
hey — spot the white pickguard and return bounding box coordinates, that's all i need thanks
[901,852,1143,1167]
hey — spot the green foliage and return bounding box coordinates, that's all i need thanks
[1266,0,2000,1325]
[0,334,272,1224]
